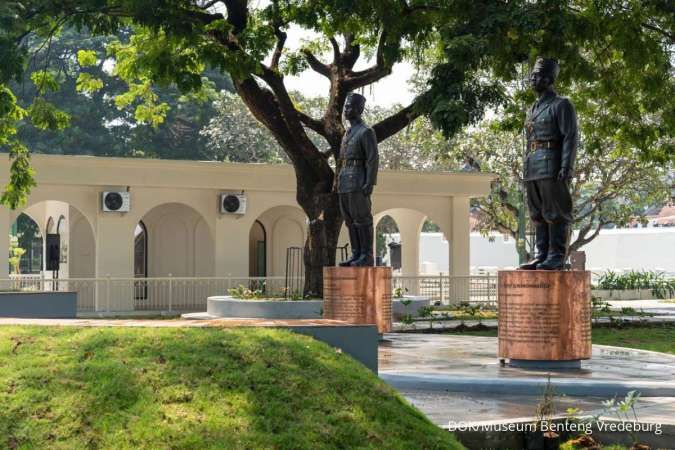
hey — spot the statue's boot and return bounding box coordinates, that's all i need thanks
[350,224,374,267]
[536,222,568,270]
[518,223,549,270]
[339,225,360,267]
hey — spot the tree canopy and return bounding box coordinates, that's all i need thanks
[1,0,672,294]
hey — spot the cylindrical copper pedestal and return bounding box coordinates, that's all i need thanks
[498,270,591,369]
[323,266,392,333]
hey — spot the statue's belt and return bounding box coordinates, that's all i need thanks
[529,140,561,151]
[339,159,366,167]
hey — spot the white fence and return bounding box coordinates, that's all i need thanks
[3,274,498,313]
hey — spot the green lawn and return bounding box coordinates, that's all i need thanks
[591,324,675,354]
[0,326,462,449]
[440,324,675,354]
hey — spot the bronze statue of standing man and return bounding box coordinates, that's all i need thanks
[519,58,579,271]
[336,93,379,267]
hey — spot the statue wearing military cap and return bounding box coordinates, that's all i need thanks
[519,58,579,271]
[335,92,379,267]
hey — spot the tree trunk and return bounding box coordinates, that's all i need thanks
[296,172,342,298]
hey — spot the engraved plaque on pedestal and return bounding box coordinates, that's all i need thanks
[498,270,591,365]
[323,266,392,333]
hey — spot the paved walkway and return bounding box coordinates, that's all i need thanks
[379,333,675,426]
[0,317,350,328]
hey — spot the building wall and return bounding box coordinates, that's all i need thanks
[0,155,495,281]
[413,228,675,275]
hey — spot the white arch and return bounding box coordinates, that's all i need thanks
[138,202,215,277]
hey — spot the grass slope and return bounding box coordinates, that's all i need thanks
[0,326,462,449]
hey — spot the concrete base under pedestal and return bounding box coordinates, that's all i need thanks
[507,358,582,370]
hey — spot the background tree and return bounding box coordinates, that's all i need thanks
[10,27,233,160]
[446,118,670,259]
[1,1,672,294]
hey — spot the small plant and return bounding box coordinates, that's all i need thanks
[596,270,675,299]
[417,306,434,329]
[393,286,408,299]
[8,235,26,275]
[601,391,642,447]
[228,285,261,299]
[529,376,560,446]
[400,313,415,326]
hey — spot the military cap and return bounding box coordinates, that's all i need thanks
[533,57,560,81]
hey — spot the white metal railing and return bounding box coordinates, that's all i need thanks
[392,275,497,305]
[1,274,497,312]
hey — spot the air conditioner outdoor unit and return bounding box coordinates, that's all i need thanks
[220,193,246,215]
[102,191,130,212]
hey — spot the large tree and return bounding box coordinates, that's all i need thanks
[1,1,672,294]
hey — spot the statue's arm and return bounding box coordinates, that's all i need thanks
[363,127,379,192]
[557,98,579,173]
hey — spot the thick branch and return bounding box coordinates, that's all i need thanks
[258,65,328,165]
[297,110,326,135]
[571,218,605,251]
[641,22,674,41]
[301,49,331,78]
[223,0,248,33]
[372,97,423,142]
[328,37,340,64]
[270,30,286,70]
[343,30,392,90]
[341,33,360,69]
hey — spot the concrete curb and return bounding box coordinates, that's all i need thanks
[380,372,675,397]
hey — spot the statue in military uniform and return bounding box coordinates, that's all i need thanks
[335,93,379,267]
[519,58,579,271]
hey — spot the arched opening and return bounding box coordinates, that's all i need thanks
[56,215,66,233]
[136,202,214,277]
[251,205,306,278]
[134,221,148,301]
[374,208,428,276]
[134,221,148,278]
[375,215,400,270]
[9,213,43,274]
[249,220,266,277]
[10,202,95,279]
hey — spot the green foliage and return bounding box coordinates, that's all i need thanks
[76,49,97,67]
[393,287,408,299]
[227,284,266,300]
[200,91,287,163]
[0,0,671,219]
[75,73,104,94]
[27,98,70,130]
[12,27,233,161]
[0,141,36,209]
[0,326,462,449]
[8,234,25,274]
[226,284,311,300]
[29,70,60,94]
[596,270,675,299]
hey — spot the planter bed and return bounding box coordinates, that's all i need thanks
[207,296,323,319]
[592,289,657,300]
[392,296,431,319]
[207,296,431,320]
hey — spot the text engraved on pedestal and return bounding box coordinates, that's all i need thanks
[500,299,560,344]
